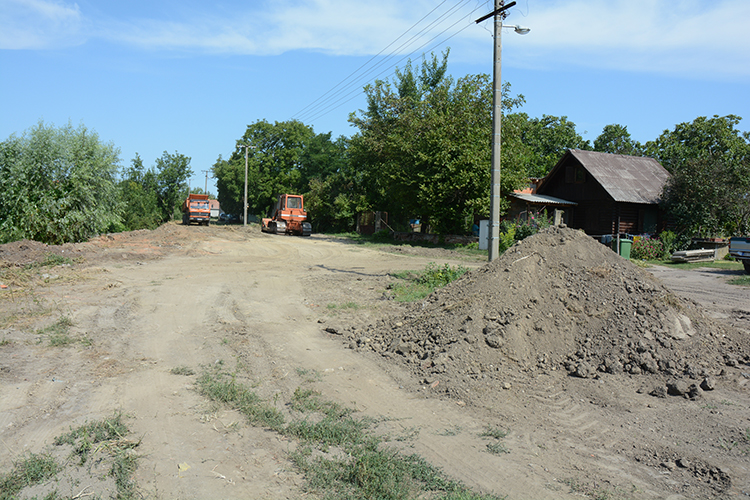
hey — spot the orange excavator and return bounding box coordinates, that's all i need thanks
[261,194,312,236]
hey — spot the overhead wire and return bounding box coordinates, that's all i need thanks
[292,0,488,125]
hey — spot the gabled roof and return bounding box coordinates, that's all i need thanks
[541,149,670,204]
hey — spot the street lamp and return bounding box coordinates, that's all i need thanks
[476,1,530,261]
[237,144,256,227]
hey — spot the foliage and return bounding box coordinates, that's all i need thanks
[390,262,469,302]
[631,237,667,261]
[197,364,502,500]
[593,124,643,155]
[499,211,551,251]
[118,153,162,230]
[646,115,750,238]
[0,121,122,244]
[349,51,528,234]
[213,119,315,219]
[510,113,590,178]
[155,150,193,221]
[658,230,678,255]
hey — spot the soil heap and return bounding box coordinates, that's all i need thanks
[351,226,749,400]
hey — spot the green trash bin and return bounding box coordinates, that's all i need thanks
[611,238,632,259]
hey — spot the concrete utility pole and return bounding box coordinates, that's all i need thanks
[476,1,528,261]
[202,170,209,195]
[237,145,257,227]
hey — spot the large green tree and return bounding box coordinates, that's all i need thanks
[155,151,193,221]
[646,115,750,237]
[0,121,121,244]
[511,114,590,178]
[348,52,527,234]
[213,120,318,219]
[593,124,643,156]
[118,153,162,231]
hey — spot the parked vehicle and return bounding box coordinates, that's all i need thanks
[261,194,312,236]
[729,236,750,274]
[181,193,210,226]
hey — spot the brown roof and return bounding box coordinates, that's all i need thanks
[544,149,670,204]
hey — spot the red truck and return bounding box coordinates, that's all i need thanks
[181,193,210,226]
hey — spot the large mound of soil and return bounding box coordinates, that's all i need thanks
[351,226,749,401]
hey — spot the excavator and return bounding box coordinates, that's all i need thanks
[261,194,312,236]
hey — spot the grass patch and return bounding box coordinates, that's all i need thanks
[480,425,510,456]
[54,412,141,499]
[0,452,59,500]
[645,259,744,271]
[36,316,76,346]
[327,301,360,311]
[729,274,750,286]
[170,365,196,376]
[197,363,503,500]
[195,364,285,431]
[389,262,469,302]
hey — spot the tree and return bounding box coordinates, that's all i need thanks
[0,121,121,244]
[213,120,315,219]
[119,153,161,231]
[511,114,590,178]
[155,151,193,221]
[646,115,750,237]
[348,52,528,234]
[593,124,643,155]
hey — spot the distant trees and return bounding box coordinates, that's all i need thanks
[593,124,643,156]
[646,115,750,237]
[0,121,121,244]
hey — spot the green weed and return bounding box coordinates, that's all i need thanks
[170,366,195,376]
[0,452,58,500]
[390,263,469,302]
[480,425,509,440]
[36,316,76,346]
[198,363,503,500]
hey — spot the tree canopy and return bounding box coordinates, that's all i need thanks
[0,121,121,244]
[646,115,750,237]
[348,52,528,234]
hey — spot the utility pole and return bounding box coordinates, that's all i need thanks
[476,0,526,261]
[202,170,209,195]
[237,144,256,227]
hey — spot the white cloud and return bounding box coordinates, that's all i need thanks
[501,0,750,79]
[3,0,748,80]
[0,0,84,49]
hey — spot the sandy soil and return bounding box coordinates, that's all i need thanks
[1,223,749,500]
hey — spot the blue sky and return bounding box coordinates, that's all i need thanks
[2,0,749,194]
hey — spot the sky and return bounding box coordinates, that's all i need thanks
[2,0,749,195]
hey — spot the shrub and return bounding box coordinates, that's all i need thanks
[631,237,667,260]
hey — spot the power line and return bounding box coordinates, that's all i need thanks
[292,1,486,126]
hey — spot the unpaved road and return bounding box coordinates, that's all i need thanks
[1,224,749,499]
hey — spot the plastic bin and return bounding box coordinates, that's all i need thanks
[611,238,633,259]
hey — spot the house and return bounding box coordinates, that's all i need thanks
[535,149,670,236]
[507,177,578,223]
[209,199,221,218]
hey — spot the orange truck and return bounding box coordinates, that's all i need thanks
[181,193,210,226]
[261,194,312,236]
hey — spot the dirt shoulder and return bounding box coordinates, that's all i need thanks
[1,224,749,500]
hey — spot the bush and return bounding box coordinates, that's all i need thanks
[631,237,667,260]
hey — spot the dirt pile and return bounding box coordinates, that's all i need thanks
[350,226,749,400]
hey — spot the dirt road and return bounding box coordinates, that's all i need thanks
[1,224,749,499]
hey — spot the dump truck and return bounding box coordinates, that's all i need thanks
[729,236,750,274]
[181,193,210,226]
[261,194,312,236]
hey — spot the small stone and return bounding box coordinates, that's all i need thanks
[700,377,716,391]
[667,380,689,397]
[502,382,512,390]
[650,386,668,398]
[661,461,676,471]
[676,458,691,469]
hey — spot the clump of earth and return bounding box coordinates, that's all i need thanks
[348,226,749,402]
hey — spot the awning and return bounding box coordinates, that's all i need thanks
[509,192,577,206]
